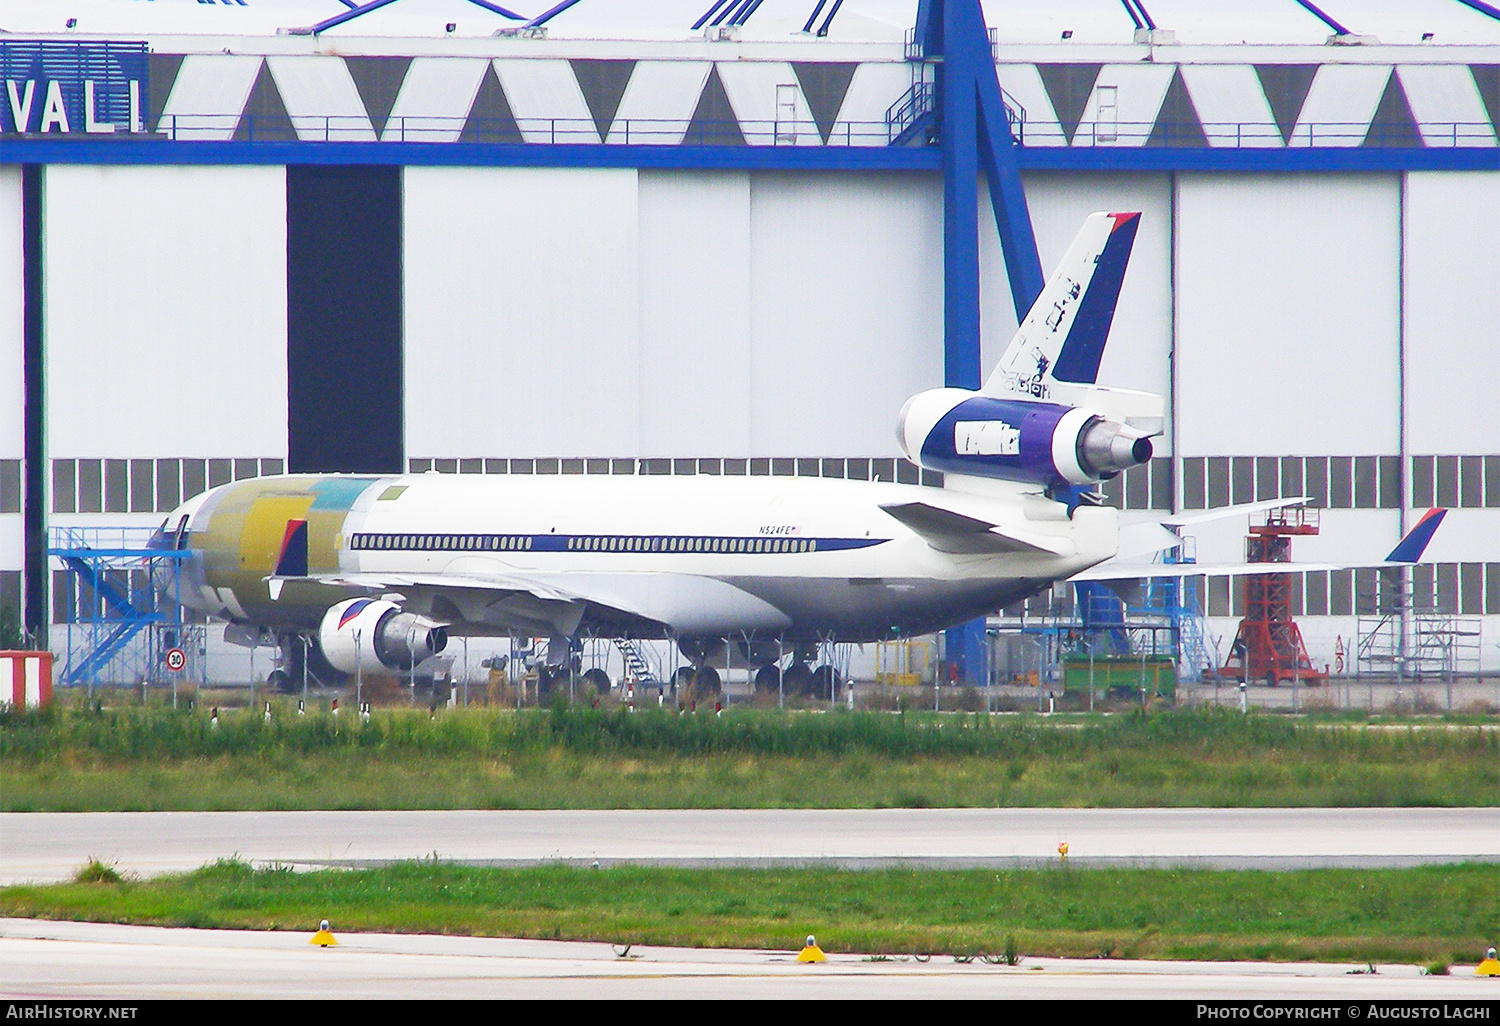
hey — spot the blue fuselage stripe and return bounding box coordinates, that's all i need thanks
[347,532,885,555]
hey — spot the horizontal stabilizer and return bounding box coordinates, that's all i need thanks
[1071,560,1349,583]
[1158,497,1312,528]
[880,501,1074,556]
[1076,509,1447,583]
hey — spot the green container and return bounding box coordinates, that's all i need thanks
[1062,655,1176,698]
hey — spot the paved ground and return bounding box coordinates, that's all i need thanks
[3,807,1497,885]
[3,918,1495,1000]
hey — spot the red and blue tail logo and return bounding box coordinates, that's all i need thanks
[1385,508,1446,563]
[274,519,308,577]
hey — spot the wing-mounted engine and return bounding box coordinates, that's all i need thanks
[317,597,448,674]
[898,389,1153,490]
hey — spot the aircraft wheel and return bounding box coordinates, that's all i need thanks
[693,665,721,695]
[536,665,567,702]
[782,662,813,697]
[581,667,611,695]
[754,663,782,693]
[266,669,297,694]
[1265,672,1278,688]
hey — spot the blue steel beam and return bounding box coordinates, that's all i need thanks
[734,0,768,26]
[307,0,525,35]
[934,0,1045,381]
[802,0,830,34]
[0,139,1491,173]
[525,0,584,28]
[930,0,1047,687]
[1452,0,1500,21]
[692,1,733,30]
[1135,1,1158,29]
[1290,0,1353,36]
[816,0,846,37]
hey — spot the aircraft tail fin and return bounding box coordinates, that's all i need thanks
[983,211,1140,398]
[274,519,309,578]
[1385,508,1446,563]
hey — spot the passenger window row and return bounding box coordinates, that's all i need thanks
[348,533,818,554]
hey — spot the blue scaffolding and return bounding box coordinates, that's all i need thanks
[993,536,1219,690]
[47,526,203,691]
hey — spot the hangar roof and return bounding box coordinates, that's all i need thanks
[1,0,1497,48]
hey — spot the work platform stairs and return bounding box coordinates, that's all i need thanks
[612,637,662,686]
[48,526,201,689]
[1137,536,1219,683]
[887,31,1027,147]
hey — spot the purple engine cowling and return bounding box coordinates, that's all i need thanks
[898,389,1152,489]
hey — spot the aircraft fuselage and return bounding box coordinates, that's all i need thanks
[162,472,1118,645]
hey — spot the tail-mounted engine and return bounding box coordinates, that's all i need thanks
[899,389,1153,490]
[317,598,448,674]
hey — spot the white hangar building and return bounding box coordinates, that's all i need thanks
[0,0,1496,682]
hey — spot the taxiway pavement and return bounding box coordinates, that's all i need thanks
[3,807,1497,885]
[3,918,1494,1000]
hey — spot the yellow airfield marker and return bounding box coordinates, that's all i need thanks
[310,919,339,947]
[1477,947,1499,977]
[797,934,827,963]
[1057,841,1069,862]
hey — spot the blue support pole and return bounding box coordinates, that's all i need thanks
[940,26,981,390]
[930,0,1046,687]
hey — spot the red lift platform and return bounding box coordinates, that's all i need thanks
[1217,506,1327,687]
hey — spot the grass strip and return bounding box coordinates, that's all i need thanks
[3,861,1493,966]
[3,706,1495,810]
[4,747,1494,810]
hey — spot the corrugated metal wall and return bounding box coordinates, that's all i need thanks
[1,160,1496,663]
[43,165,288,462]
[0,167,21,609]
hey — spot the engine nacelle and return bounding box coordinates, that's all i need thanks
[317,598,449,675]
[899,388,1152,489]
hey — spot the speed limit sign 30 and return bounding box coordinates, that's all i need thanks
[165,647,187,672]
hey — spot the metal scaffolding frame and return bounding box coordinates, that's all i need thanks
[48,526,203,692]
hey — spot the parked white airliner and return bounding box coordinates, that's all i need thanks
[155,212,1169,679]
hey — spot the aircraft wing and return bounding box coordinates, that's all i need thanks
[1154,496,1313,528]
[266,569,599,638]
[1074,508,1448,583]
[265,566,794,638]
[1071,560,1348,582]
[290,571,581,604]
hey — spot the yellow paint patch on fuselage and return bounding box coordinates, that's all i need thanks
[197,478,362,616]
[240,494,317,573]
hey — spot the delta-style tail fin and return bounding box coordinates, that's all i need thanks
[266,519,309,599]
[1385,508,1447,563]
[983,211,1140,399]
[274,519,309,577]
